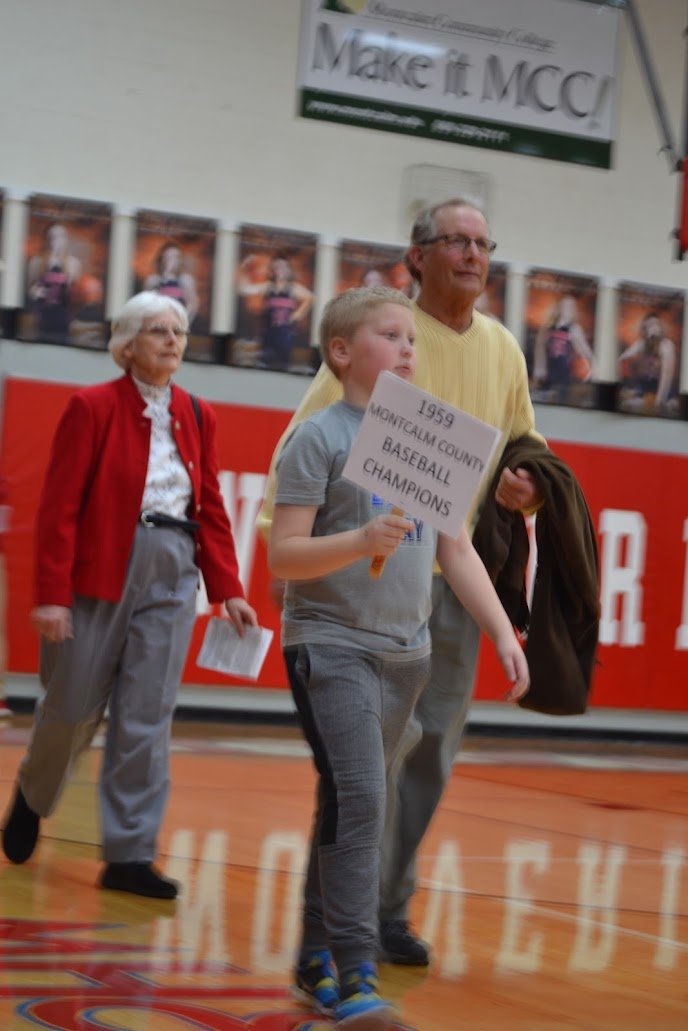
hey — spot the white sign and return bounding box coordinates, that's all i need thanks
[298,0,620,168]
[343,371,501,538]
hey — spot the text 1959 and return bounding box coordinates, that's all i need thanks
[418,400,454,429]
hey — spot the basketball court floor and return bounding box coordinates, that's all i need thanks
[0,714,686,1030]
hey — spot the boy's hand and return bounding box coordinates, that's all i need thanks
[358,514,415,558]
[494,631,530,702]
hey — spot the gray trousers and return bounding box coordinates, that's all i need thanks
[379,575,480,923]
[19,525,198,863]
[285,644,430,976]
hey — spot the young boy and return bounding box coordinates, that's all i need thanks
[269,286,529,1029]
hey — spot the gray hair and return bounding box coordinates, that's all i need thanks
[405,197,488,283]
[108,291,189,369]
[319,285,412,376]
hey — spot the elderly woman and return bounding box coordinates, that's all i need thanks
[1,291,256,898]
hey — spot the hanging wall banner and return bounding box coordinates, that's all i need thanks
[18,193,112,350]
[298,0,620,168]
[615,281,684,420]
[132,209,217,363]
[232,223,317,375]
[524,267,598,409]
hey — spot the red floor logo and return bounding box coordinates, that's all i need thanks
[0,919,415,1030]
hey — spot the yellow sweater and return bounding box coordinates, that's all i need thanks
[257,304,544,541]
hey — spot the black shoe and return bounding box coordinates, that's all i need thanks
[2,786,40,865]
[99,862,179,899]
[380,919,430,966]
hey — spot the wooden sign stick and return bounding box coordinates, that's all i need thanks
[369,506,404,580]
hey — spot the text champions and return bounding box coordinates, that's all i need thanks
[361,402,488,519]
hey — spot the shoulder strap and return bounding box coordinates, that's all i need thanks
[190,393,202,433]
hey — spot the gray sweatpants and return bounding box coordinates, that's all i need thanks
[379,575,481,923]
[19,525,198,863]
[285,643,430,977]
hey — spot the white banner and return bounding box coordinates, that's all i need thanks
[342,371,501,538]
[298,0,620,168]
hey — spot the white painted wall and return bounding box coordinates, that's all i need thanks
[0,0,687,452]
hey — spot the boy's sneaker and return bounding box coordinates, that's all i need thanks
[0,699,13,718]
[292,948,340,1013]
[334,961,395,1028]
[379,919,430,966]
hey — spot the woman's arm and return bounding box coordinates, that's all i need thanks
[290,282,314,323]
[570,323,595,363]
[34,394,96,609]
[618,338,643,369]
[237,257,268,296]
[655,339,677,405]
[180,272,199,325]
[532,325,549,383]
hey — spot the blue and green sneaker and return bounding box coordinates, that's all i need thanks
[334,961,395,1027]
[293,948,340,1013]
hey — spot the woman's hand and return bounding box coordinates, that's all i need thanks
[224,597,259,637]
[31,605,73,643]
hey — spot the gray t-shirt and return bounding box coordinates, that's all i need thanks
[275,401,436,659]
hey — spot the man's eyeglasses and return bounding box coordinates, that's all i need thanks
[141,325,188,339]
[419,233,497,256]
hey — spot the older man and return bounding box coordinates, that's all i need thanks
[257,198,544,964]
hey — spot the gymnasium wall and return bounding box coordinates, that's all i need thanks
[2,377,687,715]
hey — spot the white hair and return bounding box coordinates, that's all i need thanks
[108,291,189,369]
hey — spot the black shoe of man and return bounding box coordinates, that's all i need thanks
[99,862,179,900]
[2,786,40,864]
[380,919,431,966]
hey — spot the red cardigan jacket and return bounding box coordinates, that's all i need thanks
[35,373,245,607]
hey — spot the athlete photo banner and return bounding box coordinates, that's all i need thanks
[17,193,112,351]
[298,0,621,167]
[232,223,318,375]
[523,267,599,409]
[615,281,684,420]
[132,209,217,362]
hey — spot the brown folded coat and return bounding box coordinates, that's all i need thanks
[472,436,600,716]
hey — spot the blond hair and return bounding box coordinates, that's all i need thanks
[319,286,412,376]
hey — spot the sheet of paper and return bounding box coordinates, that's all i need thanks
[197,618,273,681]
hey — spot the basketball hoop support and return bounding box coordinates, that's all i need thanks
[623,0,687,259]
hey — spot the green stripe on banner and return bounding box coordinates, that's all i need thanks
[299,88,612,169]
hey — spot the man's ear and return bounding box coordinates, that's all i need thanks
[329,336,351,374]
[406,246,423,281]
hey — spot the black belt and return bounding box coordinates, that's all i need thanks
[140,510,200,535]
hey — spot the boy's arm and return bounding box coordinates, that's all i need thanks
[269,503,413,582]
[436,529,529,700]
[256,364,343,542]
